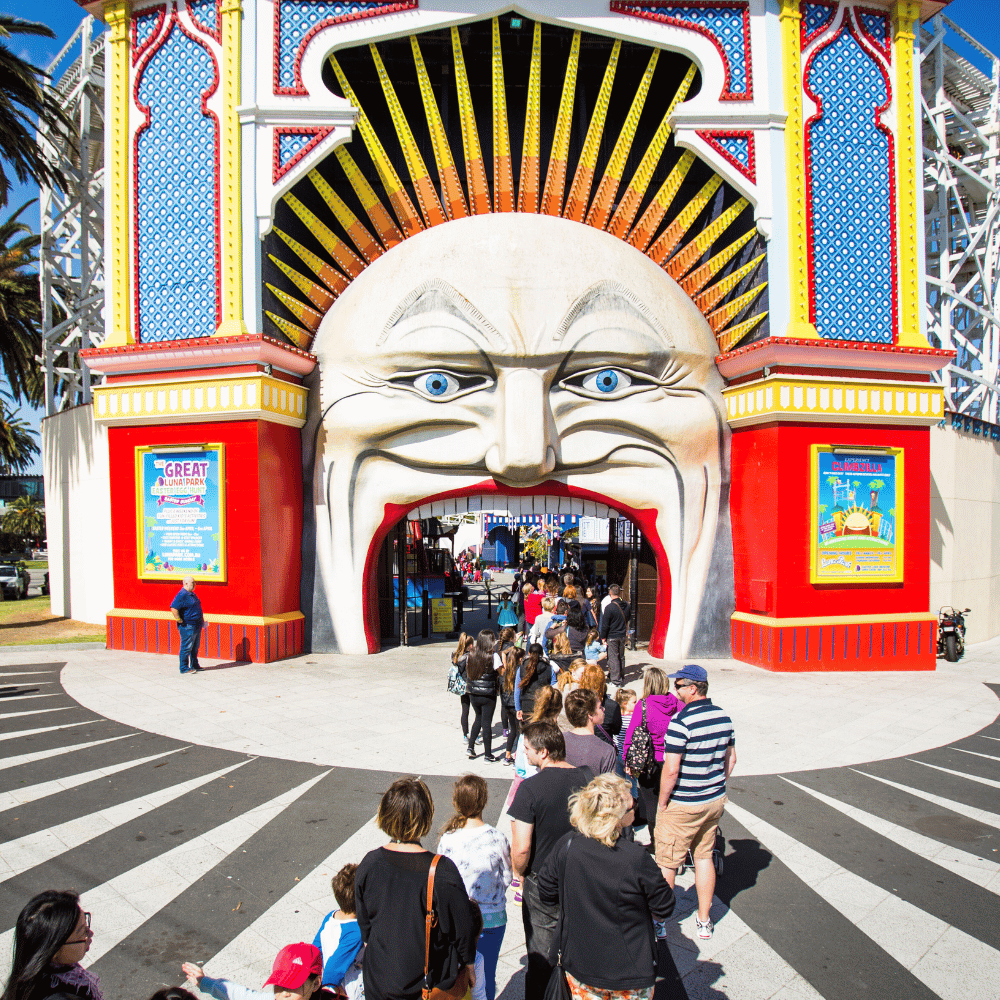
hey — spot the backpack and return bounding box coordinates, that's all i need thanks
[447,662,467,696]
[624,699,657,780]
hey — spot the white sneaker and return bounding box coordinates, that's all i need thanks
[696,918,713,940]
[653,920,668,940]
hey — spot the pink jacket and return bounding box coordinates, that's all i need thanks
[622,693,683,761]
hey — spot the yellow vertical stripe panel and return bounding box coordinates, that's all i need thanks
[694,251,764,314]
[518,21,542,214]
[332,147,404,249]
[308,170,383,263]
[707,283,767,333]
[329,56,424,237]
[609,64,696,239]
[564,40,621,223]
[646,175,723,265]
[275,228,350,296]
[369,44,446,228]
[682,229,756,298]
[284,194,366,278]
[627,149,695,253]
[492,17,514,214]
[410,35,468,221]
[266,311,313,350]
[541,31,580,217]
[586,48,659,231]
[267,284,323,331]
[451,28,491,215]
[665,196,748,279]
[716,311,767,353]
[268,254,336,312]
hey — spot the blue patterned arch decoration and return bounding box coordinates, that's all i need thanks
[272,127,334,182]
[610,1,751,100]
[802,1,836,47]
[804,24,896,344]
[698,129,755,182]
[856,8,891,60]
[134,15,221,342]
[188,0,221,40]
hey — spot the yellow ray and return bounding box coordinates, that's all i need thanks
[586,48,659,231]
[284,193,366,278]
[492,17,514,214]
[309,169,384,263]
[646,175,723,265]
[410,35,468,221]
[369,44,446,228]
[268,253,336,312]
[332,146,403,249]
[708,282,768,332]
[266,311,313,350]
[609,64,696,239]
[329,55,424,237]
[627,149,695,252]
[665,196,748,279]
[275,227,350,297]
[267,283,322,331]
[518,21,542,214]
[564,39,621,223]
[541,30,580,217]
[693,250,764,313]
[451,27,491,215]
[682,229,756,299]
[717,311,767,353]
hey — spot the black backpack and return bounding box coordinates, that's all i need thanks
[624,699,657,780]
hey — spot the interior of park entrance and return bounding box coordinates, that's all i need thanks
[373,492,664,649]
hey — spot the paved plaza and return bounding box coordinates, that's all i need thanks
[0,617,998,1000]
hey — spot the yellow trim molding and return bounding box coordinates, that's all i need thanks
[93,375,308,427]
[104,1,133,347]
[733,610,936,628]
[724,374,944,426]
[778,0,818,339]
[109,608,305,626]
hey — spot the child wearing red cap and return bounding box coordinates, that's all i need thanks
[183,943,323,1000]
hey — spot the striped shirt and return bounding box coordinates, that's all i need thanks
[662,698,735,804]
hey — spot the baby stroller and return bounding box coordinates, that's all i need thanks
[676,827,725,877]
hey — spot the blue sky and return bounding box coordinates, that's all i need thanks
[2,0,998,472]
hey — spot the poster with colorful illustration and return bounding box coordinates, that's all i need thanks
[810,445,903,584]
[136,445,226,581]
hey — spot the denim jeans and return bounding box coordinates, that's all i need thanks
[178,623,202,673]
[477,923,506,1000]
[521,873,560,1000]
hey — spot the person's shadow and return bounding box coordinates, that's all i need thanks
[713,837,773,906]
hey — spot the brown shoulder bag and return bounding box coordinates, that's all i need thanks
[422,855,471,1000]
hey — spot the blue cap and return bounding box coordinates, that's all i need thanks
[667,664,708,683]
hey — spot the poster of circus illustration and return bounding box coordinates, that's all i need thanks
[810,445,903,584]
[136,445,226,581]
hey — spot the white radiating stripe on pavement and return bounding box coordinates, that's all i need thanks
[910,758,1000,791]
[0,692,59,704]
[852,768,1000,831]
[979,736,1000,743]
[77,770,331,967]
[781,778,1000,892]
[727,800,1000,1000]
[952,748,1000,762]
[0,758,251,882]
[0,735,132,772]
[0,706,73,721]
[0,672,60,678]
[0,748,185,815]
[0,721,98,744]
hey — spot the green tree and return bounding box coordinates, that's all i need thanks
[1,493,44,543]
[0,388,39,473]
[0,202,44,405]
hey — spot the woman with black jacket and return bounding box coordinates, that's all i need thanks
[466,629,499,762]
[513,643,553,722]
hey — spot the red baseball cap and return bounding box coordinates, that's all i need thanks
[262,944,323,991]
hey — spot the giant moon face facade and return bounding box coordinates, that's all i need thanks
[310,212,729,657]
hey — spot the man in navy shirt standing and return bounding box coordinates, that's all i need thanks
[170,575,204,675]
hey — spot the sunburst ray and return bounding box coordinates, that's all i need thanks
[492,17,514,214]
[518,21,543,214]
[541,31,580,218]
[451,27,491,215]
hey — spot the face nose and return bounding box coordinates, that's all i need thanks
[486,368,557,483]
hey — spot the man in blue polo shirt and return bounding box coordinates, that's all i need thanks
[655,664,736,941]
[170,575,204,675]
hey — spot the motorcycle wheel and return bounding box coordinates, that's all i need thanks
[945,634,958,662]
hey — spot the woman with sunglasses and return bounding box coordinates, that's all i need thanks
[1,891,100,1000]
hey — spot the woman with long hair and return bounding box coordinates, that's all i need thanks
[465,629,499,762]
[537,775,673,1000]
[437,775,512,1000]
[498,646,524,766]
[513,643,552,724]
[452,632,475,745]
[579,664,622,749]
[355,778,477,1000]
[1,890,100,1000]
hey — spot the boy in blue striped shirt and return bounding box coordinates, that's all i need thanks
[655,665,736,941]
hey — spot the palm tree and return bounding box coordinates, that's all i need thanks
[0,14,73,207]
[1,493,44,544]
[0,388,39,473]
[0,201,43,405]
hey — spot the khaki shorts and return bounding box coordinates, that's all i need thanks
[654,795,727,870]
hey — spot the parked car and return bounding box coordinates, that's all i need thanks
[0,562,30,600]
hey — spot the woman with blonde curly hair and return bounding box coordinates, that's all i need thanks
[536,775,674,1000]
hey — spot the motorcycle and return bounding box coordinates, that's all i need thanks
[937,606,970,662]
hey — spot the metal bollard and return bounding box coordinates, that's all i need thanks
[457,598,464,629]
[422,590,429,638]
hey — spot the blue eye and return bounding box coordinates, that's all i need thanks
[581,369,631,395]
[419,372,459,397]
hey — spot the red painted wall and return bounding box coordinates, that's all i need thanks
[108,420,302,617]
[730,422,930,619]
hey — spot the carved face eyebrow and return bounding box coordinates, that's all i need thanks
[554,280,675,349]
[378,279,508,350]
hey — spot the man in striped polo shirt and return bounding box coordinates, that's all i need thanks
[655,664,736,940]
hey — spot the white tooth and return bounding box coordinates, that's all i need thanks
[595,503,609,517]
[608,508,620,518]
[569,498,584,514]
[430,500,445,516]
[583,500,597,516]
[545,496,559,513]
[417,505,429,518]
[468,495,482,511]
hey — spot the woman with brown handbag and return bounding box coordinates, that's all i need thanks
[355,778,478,1000]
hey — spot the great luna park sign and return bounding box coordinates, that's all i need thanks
[136,445,227,581]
